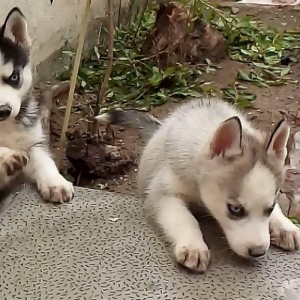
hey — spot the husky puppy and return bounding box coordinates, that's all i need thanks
[96,99,300,272]
[0,7,74,203]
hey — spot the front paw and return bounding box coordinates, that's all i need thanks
[270,220,300,251]
[175,242,210,273]
[0,150,28,177]
[38,174,74,203]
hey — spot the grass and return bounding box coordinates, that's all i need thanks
[60,0,298,112]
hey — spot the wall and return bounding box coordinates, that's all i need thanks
[0,0,109,80]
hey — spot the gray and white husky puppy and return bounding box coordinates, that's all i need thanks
[96,98,300,273]
[0,7,73,202]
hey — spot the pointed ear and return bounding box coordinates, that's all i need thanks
[2,8,31,48]
[210,117,242,158]
[266,120,290,161]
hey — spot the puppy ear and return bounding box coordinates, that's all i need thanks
[210,116,242,158]
[266,120,290,162]
[2,7,31,48]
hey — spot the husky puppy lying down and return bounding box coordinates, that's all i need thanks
[0,8,73,203]
[97,98,300,272]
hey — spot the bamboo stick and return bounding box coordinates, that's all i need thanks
[56,0,91,168]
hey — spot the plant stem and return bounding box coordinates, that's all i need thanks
[56,0,91,169]
[91,0,115,135]
[134,0,149,38]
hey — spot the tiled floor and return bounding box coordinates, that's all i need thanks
[0,187,299,300]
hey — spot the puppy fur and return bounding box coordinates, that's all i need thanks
[97,98,300,273]
[0,7,74,203]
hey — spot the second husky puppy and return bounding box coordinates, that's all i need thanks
[0,8,74,203]
[96,98,300,273]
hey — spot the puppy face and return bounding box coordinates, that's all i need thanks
[0,7,32,120]
[200,118,289,258]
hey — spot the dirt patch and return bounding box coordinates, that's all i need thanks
[47,90,142,194]
[65,133,134,180]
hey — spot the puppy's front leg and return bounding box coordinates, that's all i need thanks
[153,195,210,273]
[0,147,28,188]
[270,203,300,250]
[25,145,74,203]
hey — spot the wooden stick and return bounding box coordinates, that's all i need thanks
[91,0,115,135]
[56,0,91,168]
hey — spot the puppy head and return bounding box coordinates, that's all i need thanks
[0,7,32,120]
[200,117,289,258]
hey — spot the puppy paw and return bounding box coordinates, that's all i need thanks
[270,220,300,251]
[175,242,210,273]
[38,174,74,203]
[0,149,28,176]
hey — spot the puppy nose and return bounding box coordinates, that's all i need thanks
[248,246,266,258]
[0,104,12,120]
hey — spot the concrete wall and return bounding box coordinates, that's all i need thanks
[0,1,108,79]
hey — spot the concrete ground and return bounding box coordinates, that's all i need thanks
[0,187,299,300]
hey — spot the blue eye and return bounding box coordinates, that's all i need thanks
[227,203,245,218]
[10,74,19,83]
[3,72,20,86]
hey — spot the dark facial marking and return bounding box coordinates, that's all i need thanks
[3,69,21,88]
[0,36,29,67]
[0,7,30,67]
[264,202,275,217]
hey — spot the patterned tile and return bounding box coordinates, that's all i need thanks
[0,187,299,299]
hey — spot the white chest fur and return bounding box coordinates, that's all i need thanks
[0,119,43,151]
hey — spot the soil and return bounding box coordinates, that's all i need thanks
[40,4,300,216]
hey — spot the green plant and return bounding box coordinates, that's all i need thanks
[222,84,256,108]
[60,0,298,112]
[188,0,298,89]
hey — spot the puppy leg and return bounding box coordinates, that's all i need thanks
[153,194,210,273]
[270,203,300,250]
[0,147,28,187]
[24,145,74,203]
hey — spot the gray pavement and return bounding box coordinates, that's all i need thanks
[0,187,299,300]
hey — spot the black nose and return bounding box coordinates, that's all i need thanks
[0,105,12,120]
[248,246,266,258]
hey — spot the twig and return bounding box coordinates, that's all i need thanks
[134,0,149,38]
[91,0,115,135]
[117,0,122,27]
[187,0,196,33]
[56,0,91,168]
[76,172,82,186]
[127,0,135,25]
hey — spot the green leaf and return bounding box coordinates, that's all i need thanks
[162,67,176,78]
[240,49,253,56]
[237,70,253,82]
[148,72,163,86]
[62,50,75,57]
[199,82,215,93]
[280,66,290,77]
